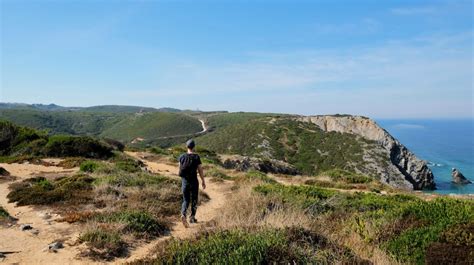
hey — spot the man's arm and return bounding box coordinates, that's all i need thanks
[198,164,206,189]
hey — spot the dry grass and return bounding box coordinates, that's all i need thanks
[210,183,311,231]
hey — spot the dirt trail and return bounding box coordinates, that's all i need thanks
[122,152,232,263]
[0,162,96,265]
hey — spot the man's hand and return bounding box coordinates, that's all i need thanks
[201,180,206,190]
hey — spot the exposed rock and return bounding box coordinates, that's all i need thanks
[297,115,436,190]
[0,167,10,176]
[46,242,63,252]
[222,155,300,175]
[20,224,33,231]
[452,168,472,184]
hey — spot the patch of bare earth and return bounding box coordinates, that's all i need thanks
[0,161,100,264]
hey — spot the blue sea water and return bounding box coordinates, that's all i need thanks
[377,119,474,195]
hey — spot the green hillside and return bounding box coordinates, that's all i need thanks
[0,120,113,159]
[0,109,202,144]
[205,112,284,130]
[197,115,378,176]
[0,109,124,136]
[100,112,203,143]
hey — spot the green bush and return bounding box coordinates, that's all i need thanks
[140,228,367,264]
[115,159,142,173]
[207,168,231,180]
[44,135,113,158]
[0,206,9,218]
[385,198,474,264]
[94,172,169,187]
[322,169,372,184]
[95,210,169,237]
[240,170,276,184]
[80,160,100,173]
[79,227,127,260]
[7,175,94,206]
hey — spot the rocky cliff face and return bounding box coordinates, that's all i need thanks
[297,115,436,190]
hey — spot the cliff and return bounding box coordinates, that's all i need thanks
[297,115,436,190]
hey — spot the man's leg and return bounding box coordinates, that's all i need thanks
[181,178,190,227]
[190,179,199,223]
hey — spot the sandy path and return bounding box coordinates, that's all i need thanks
[1,153,231,264]
[0,162,97,265]
[122,152,232,263]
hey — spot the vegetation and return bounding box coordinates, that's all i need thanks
[79,227,128,260]
[254,183,474,264]
[197,117,374,176]
[322,169,372,184]
[0,120,113,159]
[100,112,203,142]
[94,210,169,237]
[135,228,368,265]
[7,175,95,206]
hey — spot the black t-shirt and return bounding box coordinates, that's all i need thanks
[178,153,202,180]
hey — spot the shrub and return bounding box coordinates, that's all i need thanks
[0,206,10,219]
[95,210,169,237]
[238,170,276,184]
[115,159,142,173]
[44,135,113,159]
[7,175,94,206]
[207,168,231,180]
[57,157,85,168]
[149,147,169,155]
[0,205,16,225]
[135,228,368,264]
[385,198,474,264]
[80,160,100,173]
[79,227,127,260]
[94,172,169,187]
[322,169,372,184]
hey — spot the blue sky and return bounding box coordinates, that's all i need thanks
[1,0,472,118]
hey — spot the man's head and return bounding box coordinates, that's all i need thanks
[186,139,196,150]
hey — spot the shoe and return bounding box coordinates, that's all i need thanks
[181,215,189,228]
[189,216,198,224]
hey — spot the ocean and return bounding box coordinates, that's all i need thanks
[377,119,474,195]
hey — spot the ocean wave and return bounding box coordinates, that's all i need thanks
[427,161,444,167]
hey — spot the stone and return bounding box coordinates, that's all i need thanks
[452,168,472,184]
[48,242,63,251]
[20,224,33,231]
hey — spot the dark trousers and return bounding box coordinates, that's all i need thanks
[181,178,199,217]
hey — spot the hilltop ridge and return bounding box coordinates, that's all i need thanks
[1,103,435,190]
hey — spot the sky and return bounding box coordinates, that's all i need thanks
[0,0,472,118]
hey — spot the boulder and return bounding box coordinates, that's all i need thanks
[452,168,472,184]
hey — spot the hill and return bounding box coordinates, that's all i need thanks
[0,107,200,143]
[0,103,435,190]
[100,112,203,143]
[196,113,435,190]
[0,103,181,113]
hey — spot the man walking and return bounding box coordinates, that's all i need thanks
[178,139,206,228]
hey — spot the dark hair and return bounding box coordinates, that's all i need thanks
[186,139,195,149]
